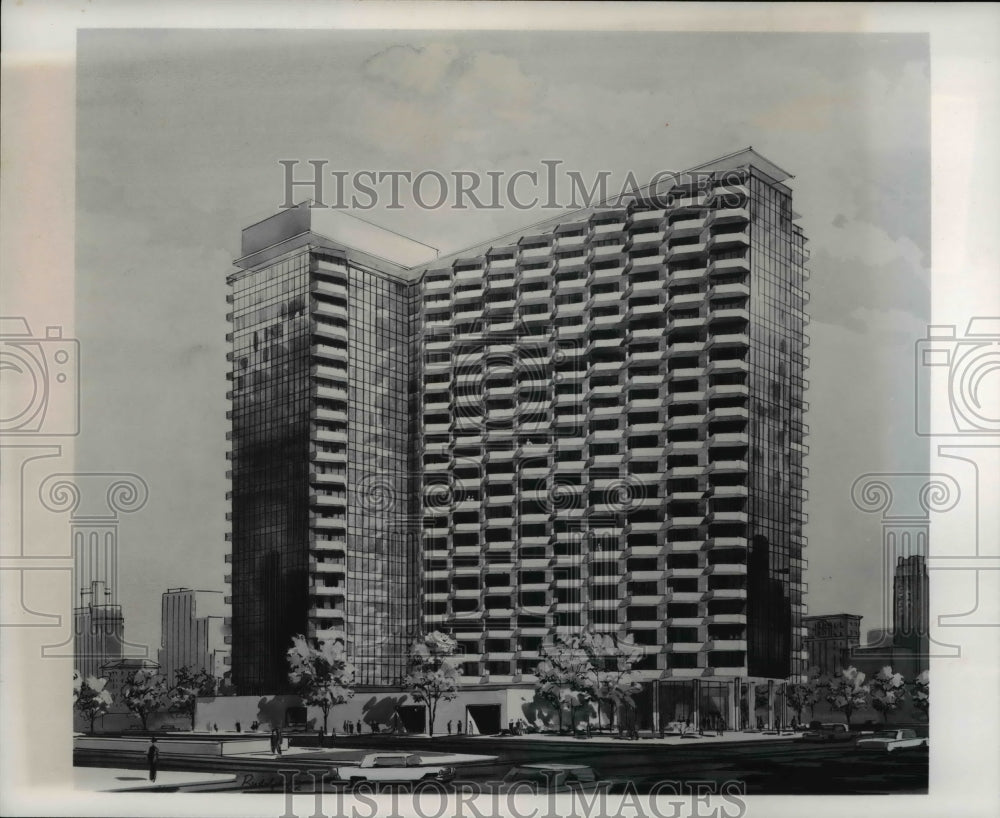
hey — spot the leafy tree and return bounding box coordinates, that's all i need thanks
[911,669,929,714]
[825,666,870,726]
[535,640,590,734]
[167,666,219,730]
[73,670,113,735]
[577,631,644,732]
[287,635,356,735]
[869,665,907,724]
[785,667,824,725]
[122,667,167,731]
[404,631,461,737]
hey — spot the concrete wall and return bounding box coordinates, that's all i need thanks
[74,736,270,755]
[193,687,570,736]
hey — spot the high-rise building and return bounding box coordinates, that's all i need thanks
[892,554,928,652]
[803,613,862,675]
[157,588,230,684]
[226,207,431,693]
[414,147,809,727]
[74,580,124,680]
[228,148,810,725]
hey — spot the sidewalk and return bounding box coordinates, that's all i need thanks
[445,730,803,748]
[74,767,237,792]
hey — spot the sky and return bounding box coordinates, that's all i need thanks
[75,29,931,659]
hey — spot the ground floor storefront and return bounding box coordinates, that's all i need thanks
[194,676,796,738]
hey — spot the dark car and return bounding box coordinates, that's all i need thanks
[801,722,854,742]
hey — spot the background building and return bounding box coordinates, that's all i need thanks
[851,553,929,678]
[803,613,862,675]
[74,580,124,681]
[892,554,929,652]
[157,588,230,683]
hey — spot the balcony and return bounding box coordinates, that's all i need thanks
[706,359,748,376]
[708,282,749,300]
[668,268,707,286]
[314,383,347,400]
[708,257,750,276]
[709,206,749,226]
[630,254,667,274]
[313,428,347,445]
[708,308,750,324]
[706,333,749,349]
[308,607,346,620]
[708,432,749,447]
[707,384,749,400]
[310,279,348,300]
[708,230,750,251]
[670,217,706,238]
[668,243,706,262]
[707,460,748,474]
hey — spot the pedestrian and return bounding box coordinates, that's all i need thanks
[270,729,278,754]
[235,721,242,733]
[356,719,362,734]
[147,737,159,782]
[213,723,218,733]
[457,720,463,735]
[276,727,284,755]
[447,720,452,735]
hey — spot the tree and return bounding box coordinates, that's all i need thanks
[287,635,356,735]
[869,665,907,724]
[404,631,461,737]
[825,666,869,726]
[167,666,219,730]
[911,669,929,714]
[785,667,824,725]
[535,638,591,735]
[122,667,167,731]
[73,670,113,735]
[577,631,644,733]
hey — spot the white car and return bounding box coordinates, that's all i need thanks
[855,729,927,752]
[333,753,456,783]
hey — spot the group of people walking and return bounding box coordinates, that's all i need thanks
[342,719,365,734]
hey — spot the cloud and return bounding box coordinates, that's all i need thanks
[347,43,542,159]
[362,44,461,96]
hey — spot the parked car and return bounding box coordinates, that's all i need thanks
[855,729,927,753]
[333,753,455,783]
[801,723,854,742]
[499,764,626,793]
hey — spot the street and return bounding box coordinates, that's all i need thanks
[75,733,927,795]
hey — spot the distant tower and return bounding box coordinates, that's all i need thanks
[158,588,230,684]
[74,580,124,680]
[892,554,929,652]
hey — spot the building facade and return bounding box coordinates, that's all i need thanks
[226,207,428,693]
[892,554,929,652]
[414,148,809,727]
[802,613,862,676]
[228,148,810,724]
[158,588,230,684]
[74,580,124,680]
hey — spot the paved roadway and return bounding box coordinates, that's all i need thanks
[75,733,927,795]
